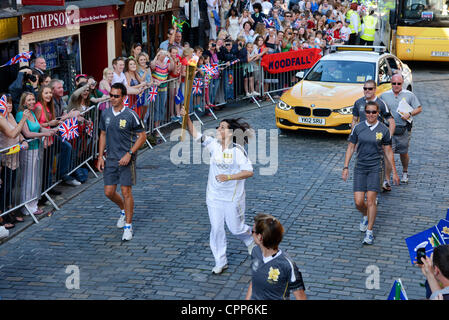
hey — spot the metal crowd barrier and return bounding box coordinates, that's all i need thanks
[41,105,99,210]
[0,138,43,224]
[261,65,300,104]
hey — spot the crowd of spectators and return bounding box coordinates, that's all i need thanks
[0,0,372,237]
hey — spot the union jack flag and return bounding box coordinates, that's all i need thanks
[123,96,129,108]
[1,51,33,67]
[68,118,79,140]
[202,64,219,77]
[147,86,158,103]
[58,117,79,141]
[192,79,203,95]
[0,95,7,115]
[85,121,94,137]
[263,18,274,28]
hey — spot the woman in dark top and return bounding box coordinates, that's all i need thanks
[342,101,400,245]
[245,213,307,300]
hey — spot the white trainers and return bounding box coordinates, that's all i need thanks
[247,240,256,255]
[362,230,374,245]
[252,91,260,96]
[246,92,252,97]
[122,225,133,241]
[0,226,9,239]
[401,172,409,183]
[117,211,126,228]
[65,179,81,186]
[212,264,228,274]
[359,216,368,232]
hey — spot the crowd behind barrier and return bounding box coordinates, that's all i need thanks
[0,0,374,235]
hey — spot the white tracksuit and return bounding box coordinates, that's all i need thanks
[199,134,254,268]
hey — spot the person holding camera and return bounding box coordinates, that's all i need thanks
[418,244,449,300]
[8,67,40,113]
[342,101,400,245]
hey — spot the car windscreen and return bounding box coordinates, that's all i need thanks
[401,0,449,27]
[304,60,376,84]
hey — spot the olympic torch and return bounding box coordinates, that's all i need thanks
[181,55,199,141]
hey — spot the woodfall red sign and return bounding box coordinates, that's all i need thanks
[22,6,118,34]
[22,0,65,5]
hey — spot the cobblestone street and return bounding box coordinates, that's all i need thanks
[0,74,449,300]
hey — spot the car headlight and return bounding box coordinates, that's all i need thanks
[277,101,291,111]
[334,106,353,115]
[397,35,414,44]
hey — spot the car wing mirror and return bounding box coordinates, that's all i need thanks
[296,71,305,79]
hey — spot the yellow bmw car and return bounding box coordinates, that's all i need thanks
[275,47,413,134]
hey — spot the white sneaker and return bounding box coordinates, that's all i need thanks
[246,92,252,97]
[212,264,228,274]
[122,225,133,241]
[401,172,409,183]
[0,226,9,239]
[359,216,368,232]
[65,179,81,186]
[362,230,374,245]
[117,211,126,228]
[252,91,260,96]
[247,240,256,255]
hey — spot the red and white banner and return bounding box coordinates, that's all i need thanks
[261,48,321,74]
[22,6,118,34]
[22,0,65,5]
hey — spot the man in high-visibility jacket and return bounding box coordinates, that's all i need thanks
[346,3,361,45]
[360,9,377,45]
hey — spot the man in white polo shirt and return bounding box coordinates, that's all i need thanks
[381,74,422,184]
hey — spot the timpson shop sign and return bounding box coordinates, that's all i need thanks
[22,6,119,34]
[132,0,175,15]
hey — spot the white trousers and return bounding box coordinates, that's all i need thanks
[207,8,217,40]
[207,197,253,267]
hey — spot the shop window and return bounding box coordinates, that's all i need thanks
[29,35,81,94]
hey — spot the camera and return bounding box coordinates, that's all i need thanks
[416,247,427,265]
[25,73,37,83]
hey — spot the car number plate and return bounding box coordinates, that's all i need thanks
[431,51,449,57]
[298,117,326,125]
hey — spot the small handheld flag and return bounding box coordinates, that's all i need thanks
[85,121,93,137]
[192,79,203,95]
[1,51,33,68]
[263,18,274,28]
[123,96,129,108]
[387,279,408,300]
[175,86,184,105]
[69,118,79,140]
[147,86,158,103]
[0,95,7,115]
[58,117,79,141]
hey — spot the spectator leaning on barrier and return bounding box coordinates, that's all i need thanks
[150,50,171,133]
[418,244,449,300]
[16,92,56,217]
[0,94,31,228]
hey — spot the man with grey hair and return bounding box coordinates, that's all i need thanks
[33,56,47,75]
[381,73,422,184]
[50,79,67,118]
